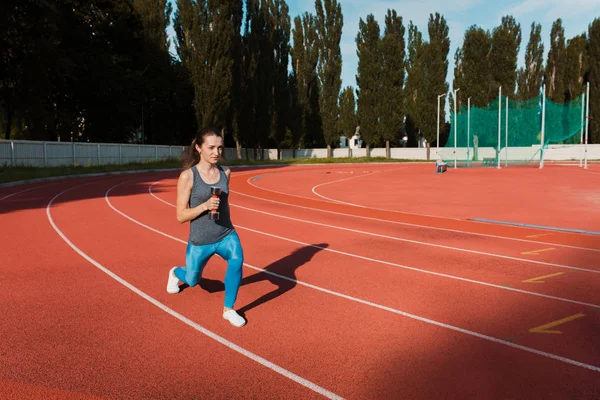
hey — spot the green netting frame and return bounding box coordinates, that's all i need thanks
[440,93,586,167]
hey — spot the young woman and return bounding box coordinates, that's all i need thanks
[166,127,246,327]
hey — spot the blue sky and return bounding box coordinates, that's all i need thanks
[168,0,600,92]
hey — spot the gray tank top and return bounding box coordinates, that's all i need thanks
[188,165,234,245]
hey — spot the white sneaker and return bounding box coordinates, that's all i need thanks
[223,309,246,327]
[166,267,180,294]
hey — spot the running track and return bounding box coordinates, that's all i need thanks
[1,163,599,399]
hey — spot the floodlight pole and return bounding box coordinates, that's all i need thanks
[585,81,590,169]
[467,97,471,167]
[540,84,546,169]
[437,93,445,155]
[580,90,585,167]
[505,96,508,167]
[498,86,501,169]
[453,88,460,168]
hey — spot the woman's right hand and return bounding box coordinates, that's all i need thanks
[204,197,220,212]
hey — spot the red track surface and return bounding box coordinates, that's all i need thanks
[1,164,599,399]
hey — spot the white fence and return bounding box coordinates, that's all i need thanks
[0,140,187,167]
[1,140,599,168]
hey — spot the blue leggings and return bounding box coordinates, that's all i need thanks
[174,231,244,308]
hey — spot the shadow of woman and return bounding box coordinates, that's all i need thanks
[236,243,329,315]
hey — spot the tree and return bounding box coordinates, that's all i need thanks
[238,0,260,159]
[490,15,521,97]
[0,0,193,144]
[453,26,494,108]
[419,13,450,147]
[404,22,424,147]
[379,9,405,157]
[545,19,566,101]
[564,34,588,102]
[291,13,321,149]
[355,14,381,155]
[338,86,356,156]
[133,0,172,50]
[269,0,291,156]
[517,22,544,100]
[588,18,600,144]
[174,0,237,128]
[315,0,343,157]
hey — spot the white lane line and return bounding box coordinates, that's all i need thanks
[111,181,600,373]
[310,172,377,205]
[147,182,600,308]
[229,188,600,253]
[0,183,57,202]
[246,167,450,221]
[46,183,344,400]
[230,204,600,274]
[308,169,457,220]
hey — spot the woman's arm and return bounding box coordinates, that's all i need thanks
[176,170,218,223]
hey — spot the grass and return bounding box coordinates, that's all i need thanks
[0,156,428,185]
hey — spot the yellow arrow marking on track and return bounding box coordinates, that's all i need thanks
[529,313,585,334]
[521,248,555,255]
[526,233,553,238]
[522,272,565,284]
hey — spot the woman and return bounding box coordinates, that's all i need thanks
[166,126,246,328]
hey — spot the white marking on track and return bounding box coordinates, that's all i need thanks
[46,183,344,400]
[103,180,600,373]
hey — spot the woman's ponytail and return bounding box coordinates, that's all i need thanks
[182,138,200,170]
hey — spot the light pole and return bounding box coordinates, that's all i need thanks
[437,93,445,155]
[585,81,590,169]
[453,88,460,168]
[467,97,471,167]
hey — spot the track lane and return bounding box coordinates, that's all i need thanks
[3,168,600,399]
[230,167,600,249]
[103,179,600,385]
[47,178,339,399]
[151,178,600,306]
[134,180,600,368]
[0,176,326,400]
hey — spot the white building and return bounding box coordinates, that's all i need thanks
[340,126,363,149]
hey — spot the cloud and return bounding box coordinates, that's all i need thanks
[507,0,600,21]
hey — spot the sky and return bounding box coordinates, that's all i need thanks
[167,0,600,92]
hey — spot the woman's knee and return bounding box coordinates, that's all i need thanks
[185,270,201,287]
[228,256,244,272]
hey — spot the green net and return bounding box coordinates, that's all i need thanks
[439,93,585,167]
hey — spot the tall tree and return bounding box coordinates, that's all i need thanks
[517,22,544,100]
[174,0,237,128]
[238,0,260,158]
[490,15,521,97]
[338,86,356,156]
[379,9,405,157]
[269,0,291,155]
[588,18,600,144]
[355,14,381,155]
[453,26,494,108]
[315,0,343,157]
[132,0,181,145]
[564,34,588,102]
[228,0,244,157]
[133,0,172,50]
[291,13,321,149]
[253,0,276,157]
[404,22,424,147]
[419,13,450,147]
[545,19,566,101]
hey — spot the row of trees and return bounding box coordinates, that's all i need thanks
[1,0,196,144]
[2,0,600,155]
